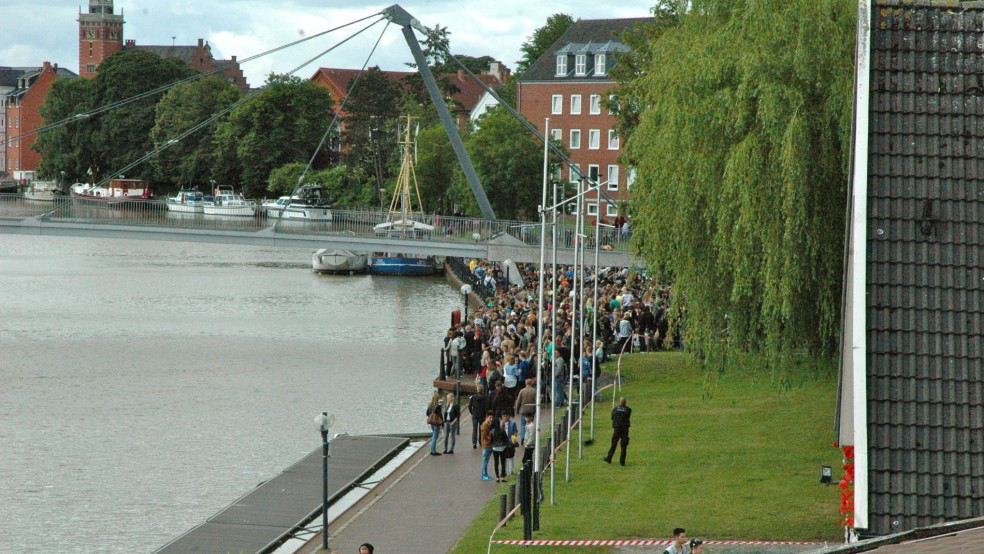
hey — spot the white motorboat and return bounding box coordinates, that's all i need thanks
[24,180,61,201]
[203,185,256,217]
[262,184,333,221]
[165,188,204,213]
[312,249,368,274]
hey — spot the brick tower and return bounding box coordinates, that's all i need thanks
[78,0,124,78]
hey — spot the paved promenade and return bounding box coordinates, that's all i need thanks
[302,413,501,553]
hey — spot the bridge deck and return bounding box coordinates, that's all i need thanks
[154,434,408,554]
[0,196,640,266]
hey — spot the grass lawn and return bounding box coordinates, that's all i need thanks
[450,351,844,553]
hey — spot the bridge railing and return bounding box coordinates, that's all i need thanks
[0,195,632,252]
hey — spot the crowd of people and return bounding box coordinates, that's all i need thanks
[426,257,679,483]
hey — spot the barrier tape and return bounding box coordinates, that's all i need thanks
[491,539,820,546]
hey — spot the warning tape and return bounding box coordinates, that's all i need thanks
[491,539,820,546]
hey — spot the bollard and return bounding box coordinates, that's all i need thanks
[509,483,516,513]
[532,470,540,531]
[439,349,447,381]
[499,494,508,525]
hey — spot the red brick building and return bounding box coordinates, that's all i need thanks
[78,0,124,78]
[516,18,651,221]
[2,62,77,176]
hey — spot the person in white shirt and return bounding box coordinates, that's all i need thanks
[663,528,689,554]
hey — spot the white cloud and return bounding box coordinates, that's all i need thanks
[2,0,654,83]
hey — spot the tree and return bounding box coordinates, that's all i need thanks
[517,14,574,73]
[623,0,856,362]
[340,67,401,202]
[89,49,196,182]
[461,107,558,220]
[211,74,335,197]
[266,162,355,204]
[414,124,458,213]
[606,1,682,143]
[35,77,94,182]
[151,77,242,189]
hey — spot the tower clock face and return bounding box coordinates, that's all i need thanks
[85,29,95,38]
[109,30,119,39]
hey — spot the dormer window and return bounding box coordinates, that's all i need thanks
[575,54,587,76]
[556,55,568,76]
[595,54,607,75]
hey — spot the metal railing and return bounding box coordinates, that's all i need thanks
[0,194,633,252]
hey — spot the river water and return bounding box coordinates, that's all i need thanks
[0,235,459,553]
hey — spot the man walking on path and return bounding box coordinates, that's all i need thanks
[480,412,495,481]
[663,528,689,554]
[514,378,537,441]
[603,396,632,466]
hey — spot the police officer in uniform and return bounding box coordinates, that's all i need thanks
[603,396,632,466]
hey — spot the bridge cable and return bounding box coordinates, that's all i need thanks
[271,20,392,228]
[85,17,386,190]
[11,11,385,145]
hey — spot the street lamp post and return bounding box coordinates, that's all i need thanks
[314,412,335,551]
[458,284,472,418]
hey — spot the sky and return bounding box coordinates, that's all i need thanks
[1,1,655,85]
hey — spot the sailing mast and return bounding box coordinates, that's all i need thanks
[386,115,425,237]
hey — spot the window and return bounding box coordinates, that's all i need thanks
[589,94,601,115]
[570,94,581,115]
[556,55,567,76]
[588,129,600,150]
[569,129,581,149]
[569,164,580,183]
[587,203,599,215]
[608,94,617,115]
[595,53,607,75]
[588,164,600,182]
[575,54,587,76]
[86,63,96,74]
[606,203,619,217]
[550,128,562,142]
[608,129,620,150]
[607,165,620,190]
[551,94,563,115]
[627,167,636,189]
[552,165,562,182]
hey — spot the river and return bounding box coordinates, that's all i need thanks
[0,235,460,553]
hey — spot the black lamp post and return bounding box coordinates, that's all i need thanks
[461,283,471,322]
[314,412,334,550]
[458,284,472,416]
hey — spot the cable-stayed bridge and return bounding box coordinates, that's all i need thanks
[0,197,638,266]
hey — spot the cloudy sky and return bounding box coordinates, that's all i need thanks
[2,1,655,84]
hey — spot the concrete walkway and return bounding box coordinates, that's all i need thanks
[301,415,503,554]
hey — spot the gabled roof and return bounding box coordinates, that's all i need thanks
[861,0,984,536]
[518,17,652,82]
[0,65,77,97]
[310,67,503,113]
[128,45,206,65]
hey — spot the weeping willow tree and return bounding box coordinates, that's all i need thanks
[623,0,856,364]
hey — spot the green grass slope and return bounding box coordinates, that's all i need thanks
[451,352,843,553]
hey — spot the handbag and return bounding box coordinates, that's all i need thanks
[503,444,516,458]
[427,409,442,426]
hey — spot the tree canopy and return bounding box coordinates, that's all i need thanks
[151,77,242,188]
[212,73,335,197]
[621,0,856,361]
[517,14,574,73]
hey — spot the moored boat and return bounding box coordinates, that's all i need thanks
[203,185,255,217]
[369,254,436,276]
[71,179,153,205]
[24,180,62,201]
[165,188,204,213]
[262,184,333,221]
[312,249,368,274]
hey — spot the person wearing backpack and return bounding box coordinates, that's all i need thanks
[490,417,510,482]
